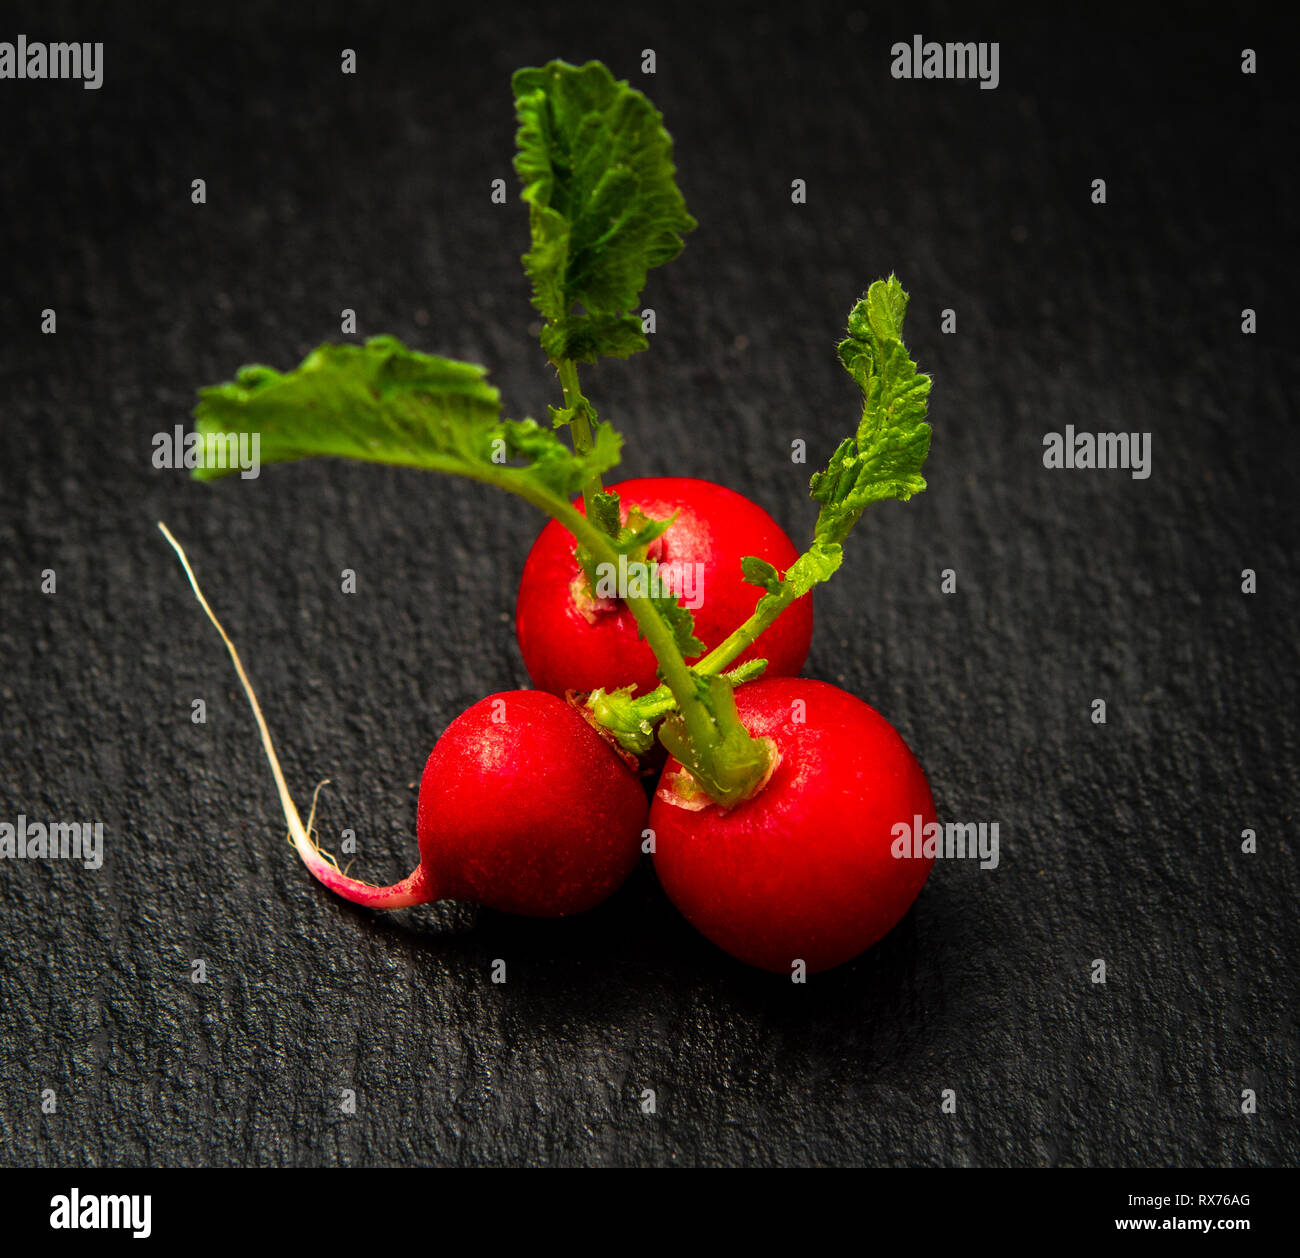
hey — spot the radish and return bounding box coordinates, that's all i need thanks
[177,53,940,973]
[159,525,647,917]
[410,690,646,915]
[649,678,936,973]
[516,477,813,697]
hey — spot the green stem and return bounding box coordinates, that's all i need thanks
[612,581,800,721]
[489,463,768,805]
[587,659,764,755]
[557,358,604,518]
[695,585,798,674]
[322,446,764,774]
[535,500,698,709]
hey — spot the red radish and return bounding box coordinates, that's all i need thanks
[516,477,813,697]
[409,691,646,915]
[650,677,936,974]
[160,525,647,917]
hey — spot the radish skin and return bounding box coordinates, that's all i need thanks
[516,477,813,697]
[651,677,937,973]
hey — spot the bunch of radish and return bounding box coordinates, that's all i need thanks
[163,59,937,975]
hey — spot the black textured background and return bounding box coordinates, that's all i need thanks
[1,0,1295,1168]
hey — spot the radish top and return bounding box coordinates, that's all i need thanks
[180,59,933,811]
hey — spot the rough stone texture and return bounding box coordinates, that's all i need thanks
[0,1,1294,1167]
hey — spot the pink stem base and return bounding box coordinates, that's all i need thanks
[297,849,435,910]
[158,522,439,915]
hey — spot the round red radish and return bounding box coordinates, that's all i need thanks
[413,690,647,914]
[303,691,648,916]
[515,477,813,697]
[649,677,936,973]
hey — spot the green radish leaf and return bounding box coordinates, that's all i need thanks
[513,59,696,363]
[614,508,676,554]
[574,488,622,586]
[540,313,650,364]
[740,556,782,594]
[499,414,622,499]
[722,656,768,685]
[547,396,597,431]
[646,579,705,658]
[587,489,623,536]
[811,274,932,544]
[748,540,843,621]
[731,277,929,615]
[191,336,619,500]
[777,541,844,597]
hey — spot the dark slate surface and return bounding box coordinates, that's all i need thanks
[1,1,1295,1168]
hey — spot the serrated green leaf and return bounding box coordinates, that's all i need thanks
[500,415,621,499]
[191,336,619,500]
[513,59,696,363]
[540,313,649,364]
[587,489,622,538]
[650,589,705,659]
[576,499,676,587]
[750,541,843,618]
[547,395,597,433]
[614,511,675,554]
[192,336,501,479]
[740,555,782,594]
[780,542,843,597]
[811,275,932,543]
